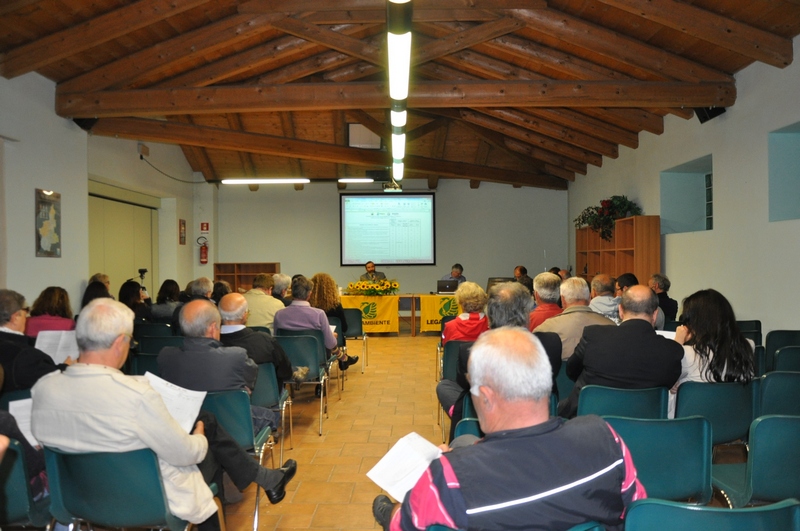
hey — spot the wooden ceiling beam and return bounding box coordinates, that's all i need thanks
[239,0,546,13]
[270,17,384,66]
[58,12,285,93]
[301,9,501,24]
[56,80,736,117]
[0,0,212,78]
[511,8,734,83]
[227,114,257,177]
[0,0,40,17]
[169,115,217,181]
[407,117,450,142]
[280,112,304,177]
[89,117,562,188]
[414,17,526,65]
[595,0,792,68]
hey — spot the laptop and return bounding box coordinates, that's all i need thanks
[437,279,458,294]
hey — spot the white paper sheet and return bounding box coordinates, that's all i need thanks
[367,432,443,502]
[656,330,676,339]
[8,398,39,447]
[34,330,79,365]
[145,372,207,433]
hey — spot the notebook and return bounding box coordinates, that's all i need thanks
[437,279,458,294]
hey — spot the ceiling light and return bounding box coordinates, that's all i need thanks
[338,178,374,183]
[387,32,412,100]
[221,178,310,185]
[392,133,406,160]
[393,161,404,182]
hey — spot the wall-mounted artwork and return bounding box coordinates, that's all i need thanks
[36,188,61,257]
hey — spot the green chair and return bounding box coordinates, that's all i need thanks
[754,345,767,377]
[435,315,458,381]
[765,330,800,374]
[675,381,755,446]
[251,362,292,462]
[133,335,185,376]
[550,393,558,417]
[44,446,191,530]
[453,417,482,439]
[276,335,328,435]
[0,438,50,528]
[624,498,800,530]
[775,346,800,372]
[556,363,574,404]
[737,319,763,347]
[439,340,469,442]
[133,322,173,339]
[712,415,800,508]
[328,316,348,391]
[249,325,271,335]
[604,416,712,504]
[577,385,669,419]
[342,308,368,373]
[0,389,31,411]
[202,390,272,531]
[275,327,339,399]
[760,371,800,416]
[664,320,681,332]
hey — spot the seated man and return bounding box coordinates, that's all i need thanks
[375,327,645,531]
[360,261,387,281]
[0,289,73,393]
[535,277,616,360]
[589,274,620,323]
[559,285,683,418]
[271,273,292,307]
[218,293,304,388]
[513,265,533,294]
[528,272,563,330]
[273,276,358,370]
[159,299,277,434]
[441,263,466,285]
[649,273,678,322]
[242,274,285,334]
[31,298,296,531]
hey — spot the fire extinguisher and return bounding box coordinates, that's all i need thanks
[197,236,209,265]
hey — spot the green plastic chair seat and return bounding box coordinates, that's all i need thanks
[765,330,800,373]
[712,415,800,508]
[625,498,800,530]
[675,381,755,445]
[737,320,762,347]
[276,335,328,435]
[250,362,293,462]
[760,371,800,416]
[137,335,185,354]
[775,346,800,372]
[0,389,31,411]
[342,308,368,373]
[0,439,50,527]
[604,416,712,504]
[328,316,348,391]
[133,322,173,338]
[556,363,574,404]
[44,446,188,530]
[577,385,669,419]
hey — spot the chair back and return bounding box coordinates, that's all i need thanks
[765,330,800,373]
[604,416,712,503]
[441,341,469,382]
[328,316,346,349]
[663,320,680,332]
[760,371,800,416]
[0,439,50,527]
[275,336,322,382]
[132,353,160,376]
[624,498,800,531]
[0,389,31,411]
[749,415,800,503]
[577,386,668,419]
[133,322,173,338]
[775,346,800,372]
[251,363,283,408]
[737,320,762,346]
[275,328,328,366]
[675,381,754,445]
[549,393,558,417]
[556,363,574,403]
[440,315,456,334]
[453,417,482,439]
[342,308,364,338]
[249,326,271,335]
[754,345,767,377]
[43,446,187,530]
[201,390,259,451]
[138,335,185,354]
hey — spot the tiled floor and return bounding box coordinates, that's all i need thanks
[225,332,442,531]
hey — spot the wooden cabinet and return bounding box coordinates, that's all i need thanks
[576,216,660,284]
[214,262,280,293]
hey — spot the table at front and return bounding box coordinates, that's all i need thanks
[341,294,461,336]
[417,294,462,334]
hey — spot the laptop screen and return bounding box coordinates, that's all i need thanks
[437,279,458,293]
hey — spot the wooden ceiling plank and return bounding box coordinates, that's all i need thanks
[170,115,218,181]
[0,0,40,17]
[299,9,500,24]
[511,8,734,83]
[239,0,546,13]
[595,0,792,68]
[257,51,360,85]
[279,111,304,177]
[503,138,586,176]
[526,108,638,149]
[226,113,257,176]
[0,0,212,78]
[56,80,737,116]
[58,13,285,94]
[414,17,526,66]
[582,107,663,135]
[406,117,450,142]
[89,116,561,189]
[270,17,385,66]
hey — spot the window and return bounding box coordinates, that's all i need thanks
[768,122,800,222]
[660,154,713,234]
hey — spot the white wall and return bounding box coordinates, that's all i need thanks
[0,73,89,310]
[216,179,569,293]
[569,38,800,334]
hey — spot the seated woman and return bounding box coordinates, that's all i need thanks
[151,279,183,322]
[309,272,348,335]
[118,280,153,322]
[442,281,489,345]
[24,286,75,338]
[669,289,755,417]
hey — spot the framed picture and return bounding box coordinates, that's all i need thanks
[179,219,186,245]
[35,189,61,257]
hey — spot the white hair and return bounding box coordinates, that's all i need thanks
[76,298,134,352]
[560,277,591,304]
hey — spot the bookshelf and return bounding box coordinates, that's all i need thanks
[576,215,660,284]
[213,262,280,293]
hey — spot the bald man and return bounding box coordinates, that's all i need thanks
[218,293,296,388]
[558,285,683,418]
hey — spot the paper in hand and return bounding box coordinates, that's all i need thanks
[367,432,443,502]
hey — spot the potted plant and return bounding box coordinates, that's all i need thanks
[574,195,643,241]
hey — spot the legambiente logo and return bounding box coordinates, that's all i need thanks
[360,301,378,319]
[439,298,459,317]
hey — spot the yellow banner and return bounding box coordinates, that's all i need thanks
[419,295,462,333]
[341,295,399,333]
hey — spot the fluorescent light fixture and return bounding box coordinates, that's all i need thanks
[338,178,374,183]
[383,180,403,192]
[392,133,406,160]
[393,161,404,181]
[221,178,310,185]
[390,109,407,127]
[387,31,412,100]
